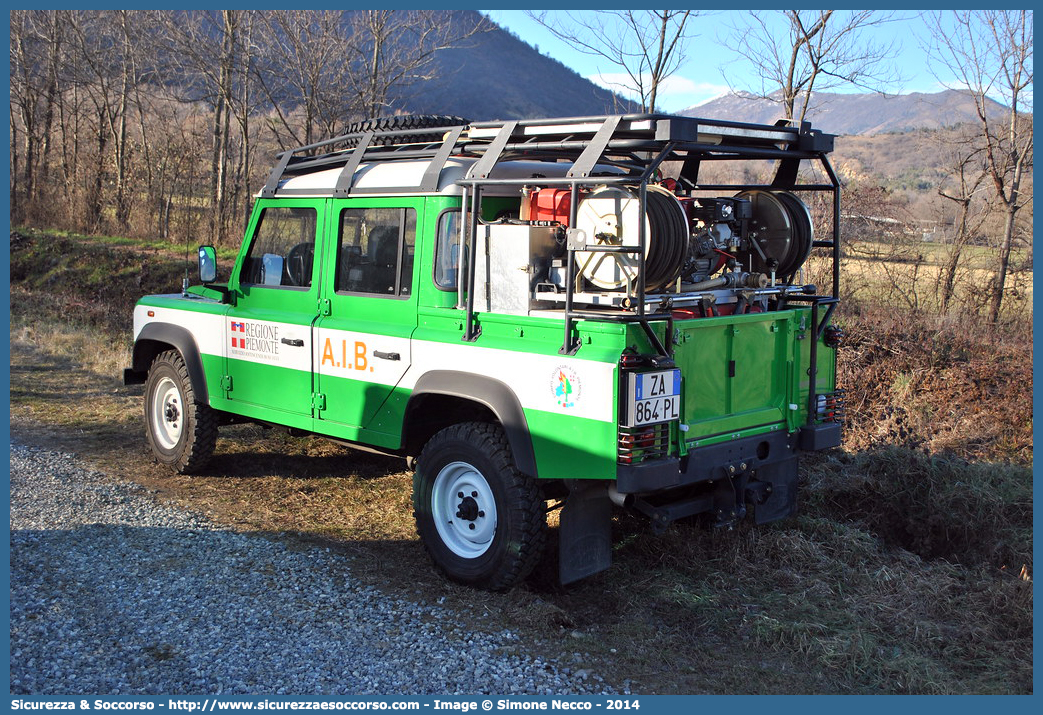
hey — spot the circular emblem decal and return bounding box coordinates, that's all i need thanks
[550,365,582,409]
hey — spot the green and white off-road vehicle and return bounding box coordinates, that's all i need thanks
[125,113,844,590]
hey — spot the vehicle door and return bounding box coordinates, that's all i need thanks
[314,199,422,446]
[224,199,324,425]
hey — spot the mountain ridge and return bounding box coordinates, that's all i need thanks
[394,10,630,121]
[678,89,1007,135]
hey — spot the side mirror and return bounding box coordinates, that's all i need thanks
[198,245,217,283]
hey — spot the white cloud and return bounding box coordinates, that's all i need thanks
[587,73,730,111]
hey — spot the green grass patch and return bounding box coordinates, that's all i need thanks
[806,448,1032,569]
[14,225,241,260]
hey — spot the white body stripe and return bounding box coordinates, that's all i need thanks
[311,327,615,423]
[314,328,411,387]
[134,303,226,357]
[227,317,312,372]
[136,303,313,372]
[407,338,615,423]
[138,304,615,424]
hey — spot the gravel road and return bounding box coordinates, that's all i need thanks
[9,443,618,696]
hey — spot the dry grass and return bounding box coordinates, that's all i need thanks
[803,237,1034,323]
[12,315,131,379]
[836,308,1033,464]
[8,227,1034,694]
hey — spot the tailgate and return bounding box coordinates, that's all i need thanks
[673,310,806,441]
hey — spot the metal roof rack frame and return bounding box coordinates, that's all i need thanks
[258,113,841,358]
[259,119,472,198]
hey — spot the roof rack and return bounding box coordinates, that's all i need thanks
[259,113,836,198]
[259,119,472,198]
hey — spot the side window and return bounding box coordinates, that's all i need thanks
[434,210,461,290]
[337,207,416,297]
[241,207,316,288]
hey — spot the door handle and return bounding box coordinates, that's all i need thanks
[373,350,400,361]
[281,338,305,347]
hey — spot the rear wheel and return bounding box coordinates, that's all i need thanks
[413,422,545,591]
[144,350,217,474]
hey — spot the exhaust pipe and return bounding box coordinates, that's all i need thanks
[608,484,633,508]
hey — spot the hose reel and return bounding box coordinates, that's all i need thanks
[570,185,814,294]
[574,185,689,292]
[734,190,814,279]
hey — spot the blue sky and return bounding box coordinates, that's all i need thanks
[482,10,954,113]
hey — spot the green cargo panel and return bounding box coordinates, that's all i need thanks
[673,312,793,440]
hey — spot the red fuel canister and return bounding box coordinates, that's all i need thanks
[529,188,573,225]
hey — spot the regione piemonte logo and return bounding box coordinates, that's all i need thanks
[230,321,246,348]
[229,320,280,355]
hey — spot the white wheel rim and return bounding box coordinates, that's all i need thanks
[431,461,497,558]
[151,376,184,450]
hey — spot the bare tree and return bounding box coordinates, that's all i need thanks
[10,11,66,220]
[933,128,989,313]
[155,10,257,243]
[347,10,491,119]
[64,11,134,231]
[10,11,38,219]
[252,10,488,145]
[725,10,902,123]
[35,13,64,201]
[527,10,697,113]
[231,13,257,231]
[252,11,357,148]
[924,10,1032,325]
[112,11,136,229]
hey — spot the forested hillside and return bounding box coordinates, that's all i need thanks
[396,10,625,120]
[8,10,622,246]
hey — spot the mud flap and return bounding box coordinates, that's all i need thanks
[559,482,612,585]
[750,456,799,524]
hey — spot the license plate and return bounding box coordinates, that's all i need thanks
[626,369,681,426]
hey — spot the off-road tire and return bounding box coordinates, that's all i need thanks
[413,422,545,591]
[343,115,470,148]
[144,350,217,474]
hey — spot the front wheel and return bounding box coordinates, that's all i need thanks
[413,422,545,591]
[144,350,217,474]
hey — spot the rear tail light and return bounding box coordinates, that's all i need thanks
[816,389,847,424]
[619,428,657,449]
[618,423,669,464]
[620,352,648,370]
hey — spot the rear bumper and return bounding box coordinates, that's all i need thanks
[560,423,840,584]
[616,427,825,494]
[799,422,842,451]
